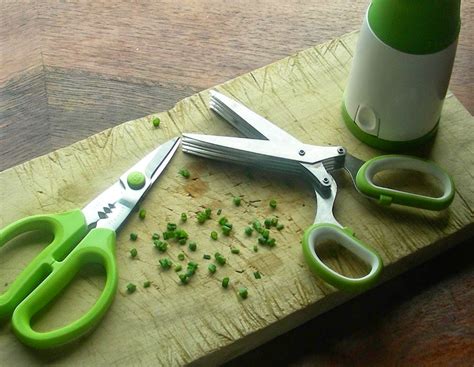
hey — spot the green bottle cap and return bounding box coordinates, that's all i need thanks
[368,0,461,54]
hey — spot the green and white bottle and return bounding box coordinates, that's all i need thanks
[343,0,461,151]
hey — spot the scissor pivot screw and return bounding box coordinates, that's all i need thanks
[323,177,330,184]
[337,147,345,154]
[298,149,306,156]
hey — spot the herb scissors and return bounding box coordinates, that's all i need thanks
[0,137,180,348]
[182,91,454,291]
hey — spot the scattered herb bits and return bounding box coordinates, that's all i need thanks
[203,254,211,260]
[262,229,270,239]
[221,224,232,236]
[264,218,272,229]
[208,264,217,274]
[252,220,262,231]
[222,277,230,288]
[130,248,138,258]
[143,280,151,288]
[267,238,276,247]
[163,231,175,240]
[181,213,187,222]
[269,199,277,209]
[179,274,189,284]
[245,227,253,236]
[175,264,182,272]
[211,231,218,240]
[152,117,161,128]
[159,258,173,270]
[254,271,262,279]
[154,240,168,252]
[233,196,241,206]
[178,252,185,261]
[214,252,226,265]
[271,217,279,227]
[126,283,137,294]
[231,247,240,254]
[139,209,147,219]
[152,233,160,240]
[188,242,197,251]
[167,223,177,231]
[276,223,284,231]
[196,211,208,224]
[130,233,138,241]
[179,168,190,178]
[238,287,248,299]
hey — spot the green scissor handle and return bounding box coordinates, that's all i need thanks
[302,223,383,292]
[355,155,455,211]
[0,209,118,349]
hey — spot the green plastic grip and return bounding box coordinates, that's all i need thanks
[11,227,118,349]
[302,223,383,292]
[356,155,455,211]
[0,210,87,319]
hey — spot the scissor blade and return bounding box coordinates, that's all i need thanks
[82,137,180,230]
[210,90,303,145]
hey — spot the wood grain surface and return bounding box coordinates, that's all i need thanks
[1,1,473,366]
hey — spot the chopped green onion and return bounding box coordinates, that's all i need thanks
[175,264,182,272]
[258,236,267,245]
[222,277,230,288]
[208,264,217,273]
[221,225,232,236]
[180,212,187,222]
[252,220,261,231]
[154,241,168,252]
[253,245,258,252]
[188,242,197,251]
[139,209,147,219]
[167,223,177,231]
[233,196,241,206]
[179,274,189,284]
[187,261,199,270]
[264,218,272,229]
[269,199,277,209]
[130,248,138,258]
[231,247,240,254]
[175,229,188,239]
[130,233,138,241]
[262,229,270,239]
[217,208,222,215]
[205,208,212,219]
[211,231,218,240]
[214,252,226,265]
[179,168,190,178]
[267,238,276,247]
[163,231,175,240]
[203,254,211,260]
[196,211,207,224]
[178,252,185,261]
[254,271,262,279]
[276,223,284,231]
[218,217,228,225]
[152,117,161,127]
[159,258,172,269]
[126,283,137,294]
[238,287,248,299]
[152,233,160,240]
[245,226,253,236]
[178,238,187,245]
[143,281,151,288]
[271,217,279,227]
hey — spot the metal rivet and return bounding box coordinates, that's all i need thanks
[323,177,329,184]
[337,147,345,154]
[299,150,305,156]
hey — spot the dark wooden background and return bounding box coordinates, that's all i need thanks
[1,1,473,365]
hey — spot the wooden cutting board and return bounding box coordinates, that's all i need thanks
[1,31,473,366]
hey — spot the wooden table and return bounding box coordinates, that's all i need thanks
[1,1,473,365]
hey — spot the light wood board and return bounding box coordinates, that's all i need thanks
[0,31,473,366]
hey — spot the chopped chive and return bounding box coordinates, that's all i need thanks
[175,264,182,272]
[152,117,161,127]
[130,248,138,258]
[180,212,187,222]
[178,252,185,261]
[254,271,262,279]
[218,217,228,226]
[178,238,187,245]
[221,225,232,236]
[264,218,272,229]
[159,258,172,269]
[179,274,189,284]
[258,236,267,245]
[203,254,211,260]
[252,220,261,231]
[231,247,240,254]
[253,245,258,252]
[276,223,284,231]
[267,238,276,247]
[130,233,138,241]
[217,208,222,215]
[271,217,279,227]
[152,233,160,240]
[214,252,226,265]
[208,264,217,273]
[269,199,277,209]
[126,283,137,294]
[262,229,270,239]
[205,208,212,219]
[163,231,175,240]
[211,231,218,240]
[233,196,241,206]
[188,242,197,251]
[179,168,190,178]
[222,277,230,288]
[143,281,151,288]
[245,226,253,236]
[196,211,207,224]
[139,209,147,219]
[167,223,177,231]
[154,241,168,252]
[238,287,248,299]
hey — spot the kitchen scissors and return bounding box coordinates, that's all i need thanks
[182,91,454,291]
[0,137,180,348]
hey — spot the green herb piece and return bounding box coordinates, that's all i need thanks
[179,168,190,178]
[186,262,199,276]
[188,242,197,251]
[130,248,138,258]
[152,233,160,240]
[214,252,226,265]
[139,209,147,219]
[126,283,137,294]
[175,229,188,240]
[159,258,172,269]
[269,199,277,209]
[187,261,199,270]
[179,274,189,284]
[180,212,187,222]
[222,277,230,288]
[163,231,175,240]
[217,208,222,215]
[175,264,182,272]
[130,233,138,241]
[233,196,241,206]
[231,247,240,254]
[245,226,253,236]
[276,223,284,231]
[196,211,208,224]
[264,218,272,229]
[203,254,211,260]
[258,236,267,245]
[253,245,258,252]
[218,216,228,226]
[205,208,212,219]
[267,238,276,247]
[254,271,262,279]
[262,229,270,239]
[221,225,232,236]
[152,117,161,127]
[178,252,185,261]
[177,238,185,245]
[167,223,177,231]
[271,217,279,227]
[208,264,217,273]
[143,281,151,288]
[154,241,168,252]
[252,220,261,231]
[211,231,218,240]
[238,287,248,299]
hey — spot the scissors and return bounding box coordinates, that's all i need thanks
[0,137,180,348]
[182,91,455,291]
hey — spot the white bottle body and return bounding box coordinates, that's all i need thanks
[343,11,457,143]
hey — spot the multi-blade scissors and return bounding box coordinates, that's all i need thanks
[182,91,454,291]
[0,137,180,348]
